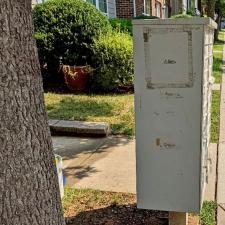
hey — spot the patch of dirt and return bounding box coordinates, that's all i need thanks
[63,189,201,225]
[65,204,168,225]
[64,190,168,225]
[188,215,200,225]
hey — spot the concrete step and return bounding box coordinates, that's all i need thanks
[49,119,110,137]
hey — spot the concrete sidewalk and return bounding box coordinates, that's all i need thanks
[52,136,136,193]
[53,136,217,199]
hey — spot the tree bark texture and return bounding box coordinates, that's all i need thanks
[214,14,221,41]
[0,1,66,225]
[207,0,216,19]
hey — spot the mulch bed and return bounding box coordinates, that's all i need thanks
[65,204,168,225]
[63,189,168,225]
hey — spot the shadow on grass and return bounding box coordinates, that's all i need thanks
[213,57,223,72]
[214,39,225,45]
[47,97,115,120]
[65,204,168,225]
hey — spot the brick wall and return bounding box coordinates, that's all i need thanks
[116,0,166,19]
[151,0,165,18]
[116,0,134,18]
[136,0,144,16]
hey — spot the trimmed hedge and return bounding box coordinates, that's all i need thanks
[33,0,111,74]
[171,14,193,19]
[110,19,132,35]
[110,16,159,36]
[91,31,134,91]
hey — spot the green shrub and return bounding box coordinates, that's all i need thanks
[187,7,196,16]
[91,31,134,92]
[109,16,158,36]
[171,14,193,19]
[110,19,132,35]
[33,0,111,74]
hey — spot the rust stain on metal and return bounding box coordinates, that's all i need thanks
[156,138,160,146]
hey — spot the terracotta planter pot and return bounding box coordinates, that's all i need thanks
[62,65,90,91]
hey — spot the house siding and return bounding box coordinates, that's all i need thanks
[108,0,117,18]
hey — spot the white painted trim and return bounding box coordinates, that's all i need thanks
[114,0,117,17]
[86,0,108,15]
[96,0,100,9]
[105,0,109,17]
[143,0,146,14]
[133,0,137,17]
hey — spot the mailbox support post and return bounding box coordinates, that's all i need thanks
[169,212,188,225]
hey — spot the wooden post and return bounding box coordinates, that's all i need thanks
[169,212,188,225]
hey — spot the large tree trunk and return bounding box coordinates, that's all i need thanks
[0,1,66,225]
[207,0,216,19]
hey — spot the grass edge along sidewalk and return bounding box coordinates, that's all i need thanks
[45,93,135,136]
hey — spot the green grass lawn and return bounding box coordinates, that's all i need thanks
[200,201,217,225]
[211,30,224,142]
[213,30,224,83]
[211,91,221,143]
[213,51,223,83]
[45,93,135,136]
[45,32,224,138]
[213,44,223,52]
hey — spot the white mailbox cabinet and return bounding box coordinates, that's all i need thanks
[133,18,217,213]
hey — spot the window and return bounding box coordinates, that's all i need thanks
[144,0,151,15]
[99,0,107,13]
[87,0,96,5]
[156,2,161,18]
[165,5,169,18]
[87,0,108,14]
